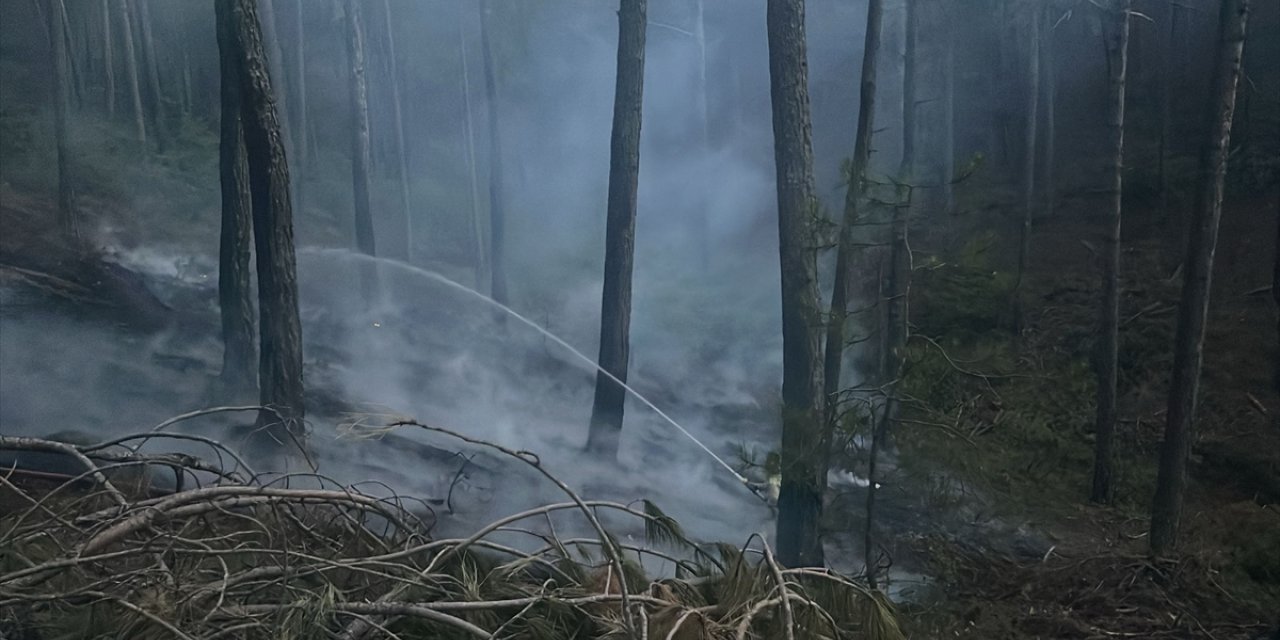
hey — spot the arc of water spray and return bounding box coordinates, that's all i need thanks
[301,249,768,504]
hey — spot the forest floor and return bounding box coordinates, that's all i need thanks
[891,187,1280,639]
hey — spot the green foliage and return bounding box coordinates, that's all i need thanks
[912,231,1015,339]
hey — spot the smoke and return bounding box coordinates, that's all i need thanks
[0,0,889,552]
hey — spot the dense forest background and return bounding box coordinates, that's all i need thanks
[1,0,1278,638]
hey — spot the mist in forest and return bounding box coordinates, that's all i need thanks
[1,0,1271,559]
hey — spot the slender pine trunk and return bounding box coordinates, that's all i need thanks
[767,0,826,569]
[225,0,306,441]
[383,0,414,263]
[822,0,884,448]
[459,11,486,287]
[118,0,147,146]
[58,1,83,111]
[478,0,507,304]
[1158,4,1175,222]
[344,0,376,260]
[215,0,256,394]
[49,0,78,240]
[585,0,647,460]
[259,0,296,210]
[293,0,309,168]
[1091,0,1131,506]
[1150,0,1249,556]
[1042,5,1057,220]
[102,0,115,118]
[1010,1,1041,330]
[941,0,956,216]
[135,0,163,146]
[693,0,711,268]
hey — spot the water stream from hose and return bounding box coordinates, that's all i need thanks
[298,248,762,500]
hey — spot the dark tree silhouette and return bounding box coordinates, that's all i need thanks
[479,0,507,305]
[823,0,884,420]
[118,0,146,145]
[101,0,114,118]
[383,0,413,262]
[220,0,306,438]
[585,0,646,460]
[767,0,826,568]
[1150,0,1250,556]
[820,0,885,585]
[216,0,255,393]
[135,0,163,145]
[344,0,376,260]
[1010,1,1042,329]
[48,0,77,240]
[1091,0,1132,505]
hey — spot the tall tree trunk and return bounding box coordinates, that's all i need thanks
[1041,4,1057,220]
[118,0,146,146]
[292,0,309,168]
[344,0,376,259]
[135,0,163,146]
[258,0,291,151]
[478,0,506,303]
[1149,0,1249,556]
[822,0,883,451]
[48,0,78,240]
[899,0,916,184]
[1010,1,1041,329]
[767,0,826,569]
[822,0,884,585]
[222,0,306,439]
[58,1,83,111]
[459,12,486,287]
[585,0,646,460]
[384,0,414,263]
[1091,0,1131,506]
[216,0,256,394]
[941,0,956,216]
[102,0,115,118]
[693,0,711,268]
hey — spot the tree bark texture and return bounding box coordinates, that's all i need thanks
[222,0,306,437]
[1091,0,1130,506]
[344,0,376,259]
[1011,1,1041,329]
[48,0,77,240]
[118,0,146,145]
[767,0,826,569]
[585,0,646,460]
[259,0,294,170]
[1150,0,1249,556]
[478,0,506,304]
[384,0,414,262]
[216,0,256,394]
